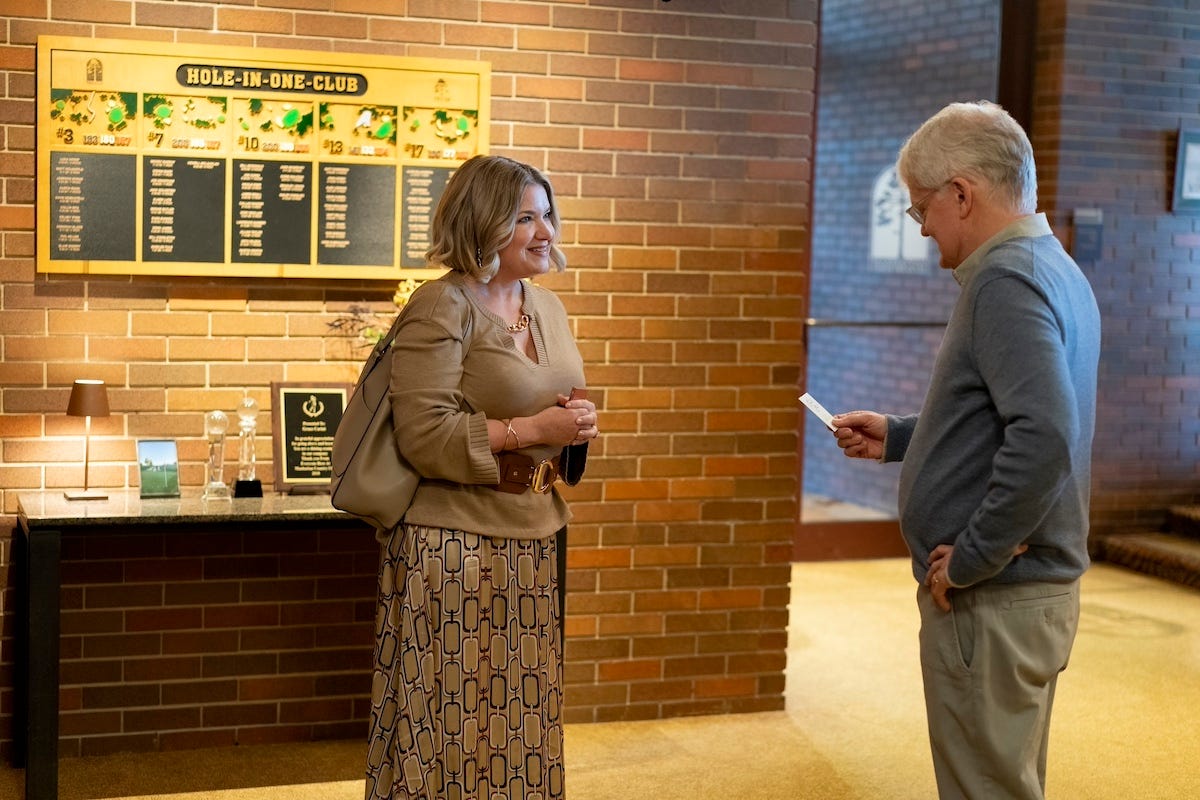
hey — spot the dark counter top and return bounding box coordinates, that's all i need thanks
[17,489,345,528]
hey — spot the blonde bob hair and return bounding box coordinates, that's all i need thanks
[425,155,567,281]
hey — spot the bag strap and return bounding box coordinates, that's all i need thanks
[375,313,404,356]
[353,314,405,389]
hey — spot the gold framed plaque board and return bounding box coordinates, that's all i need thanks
[37,36,490,280]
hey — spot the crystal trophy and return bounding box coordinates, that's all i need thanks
[234,395,263,497]
[202,409,231,500]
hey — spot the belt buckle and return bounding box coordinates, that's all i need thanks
[531,459,556,494]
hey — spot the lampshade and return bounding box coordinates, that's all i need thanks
[67,379,110,418]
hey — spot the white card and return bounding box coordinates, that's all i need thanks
[799,392,836,431]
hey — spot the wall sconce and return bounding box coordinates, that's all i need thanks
[65,379,110,501]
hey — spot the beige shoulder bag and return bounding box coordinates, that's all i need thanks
[330,316,419,531]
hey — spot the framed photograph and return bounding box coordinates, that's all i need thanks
[137,439,181,498]
[270,382,351,492]
[1173,128,1200,213]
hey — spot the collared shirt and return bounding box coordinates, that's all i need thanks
[952,212,1053,286]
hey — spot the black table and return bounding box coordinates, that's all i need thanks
[14,490,360,800]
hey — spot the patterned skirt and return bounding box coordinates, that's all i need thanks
[365,524,564,800]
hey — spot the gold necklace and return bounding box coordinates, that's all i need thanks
[505,314,530,333]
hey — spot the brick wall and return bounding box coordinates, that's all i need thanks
[54,520,379,757]
[1030,0,1200,536]
[0,1,814,756]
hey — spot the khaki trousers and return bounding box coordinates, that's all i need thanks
[917,579,1080,799]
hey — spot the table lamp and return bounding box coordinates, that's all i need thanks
[65,378,110,501]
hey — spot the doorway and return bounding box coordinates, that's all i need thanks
[796,0,1029,560]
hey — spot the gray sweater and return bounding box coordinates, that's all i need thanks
[884,214,1101,587]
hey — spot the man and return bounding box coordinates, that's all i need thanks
[831,101,1101,799]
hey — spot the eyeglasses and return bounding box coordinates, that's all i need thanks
[905,181,952,225]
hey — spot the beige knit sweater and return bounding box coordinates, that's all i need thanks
[387,271,586,540]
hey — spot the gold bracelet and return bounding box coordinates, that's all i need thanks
[504,419,522,450]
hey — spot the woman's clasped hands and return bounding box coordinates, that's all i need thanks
[526,392,597,448]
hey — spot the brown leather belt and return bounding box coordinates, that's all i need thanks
[495,452,561,494]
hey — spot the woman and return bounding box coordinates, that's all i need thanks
[364,155,598,800]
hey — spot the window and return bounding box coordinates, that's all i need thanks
[870,167,928,270]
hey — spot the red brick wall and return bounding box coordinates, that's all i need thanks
[0,1,813,756]
[1030,0,1200,536]
[55,521,378,757]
